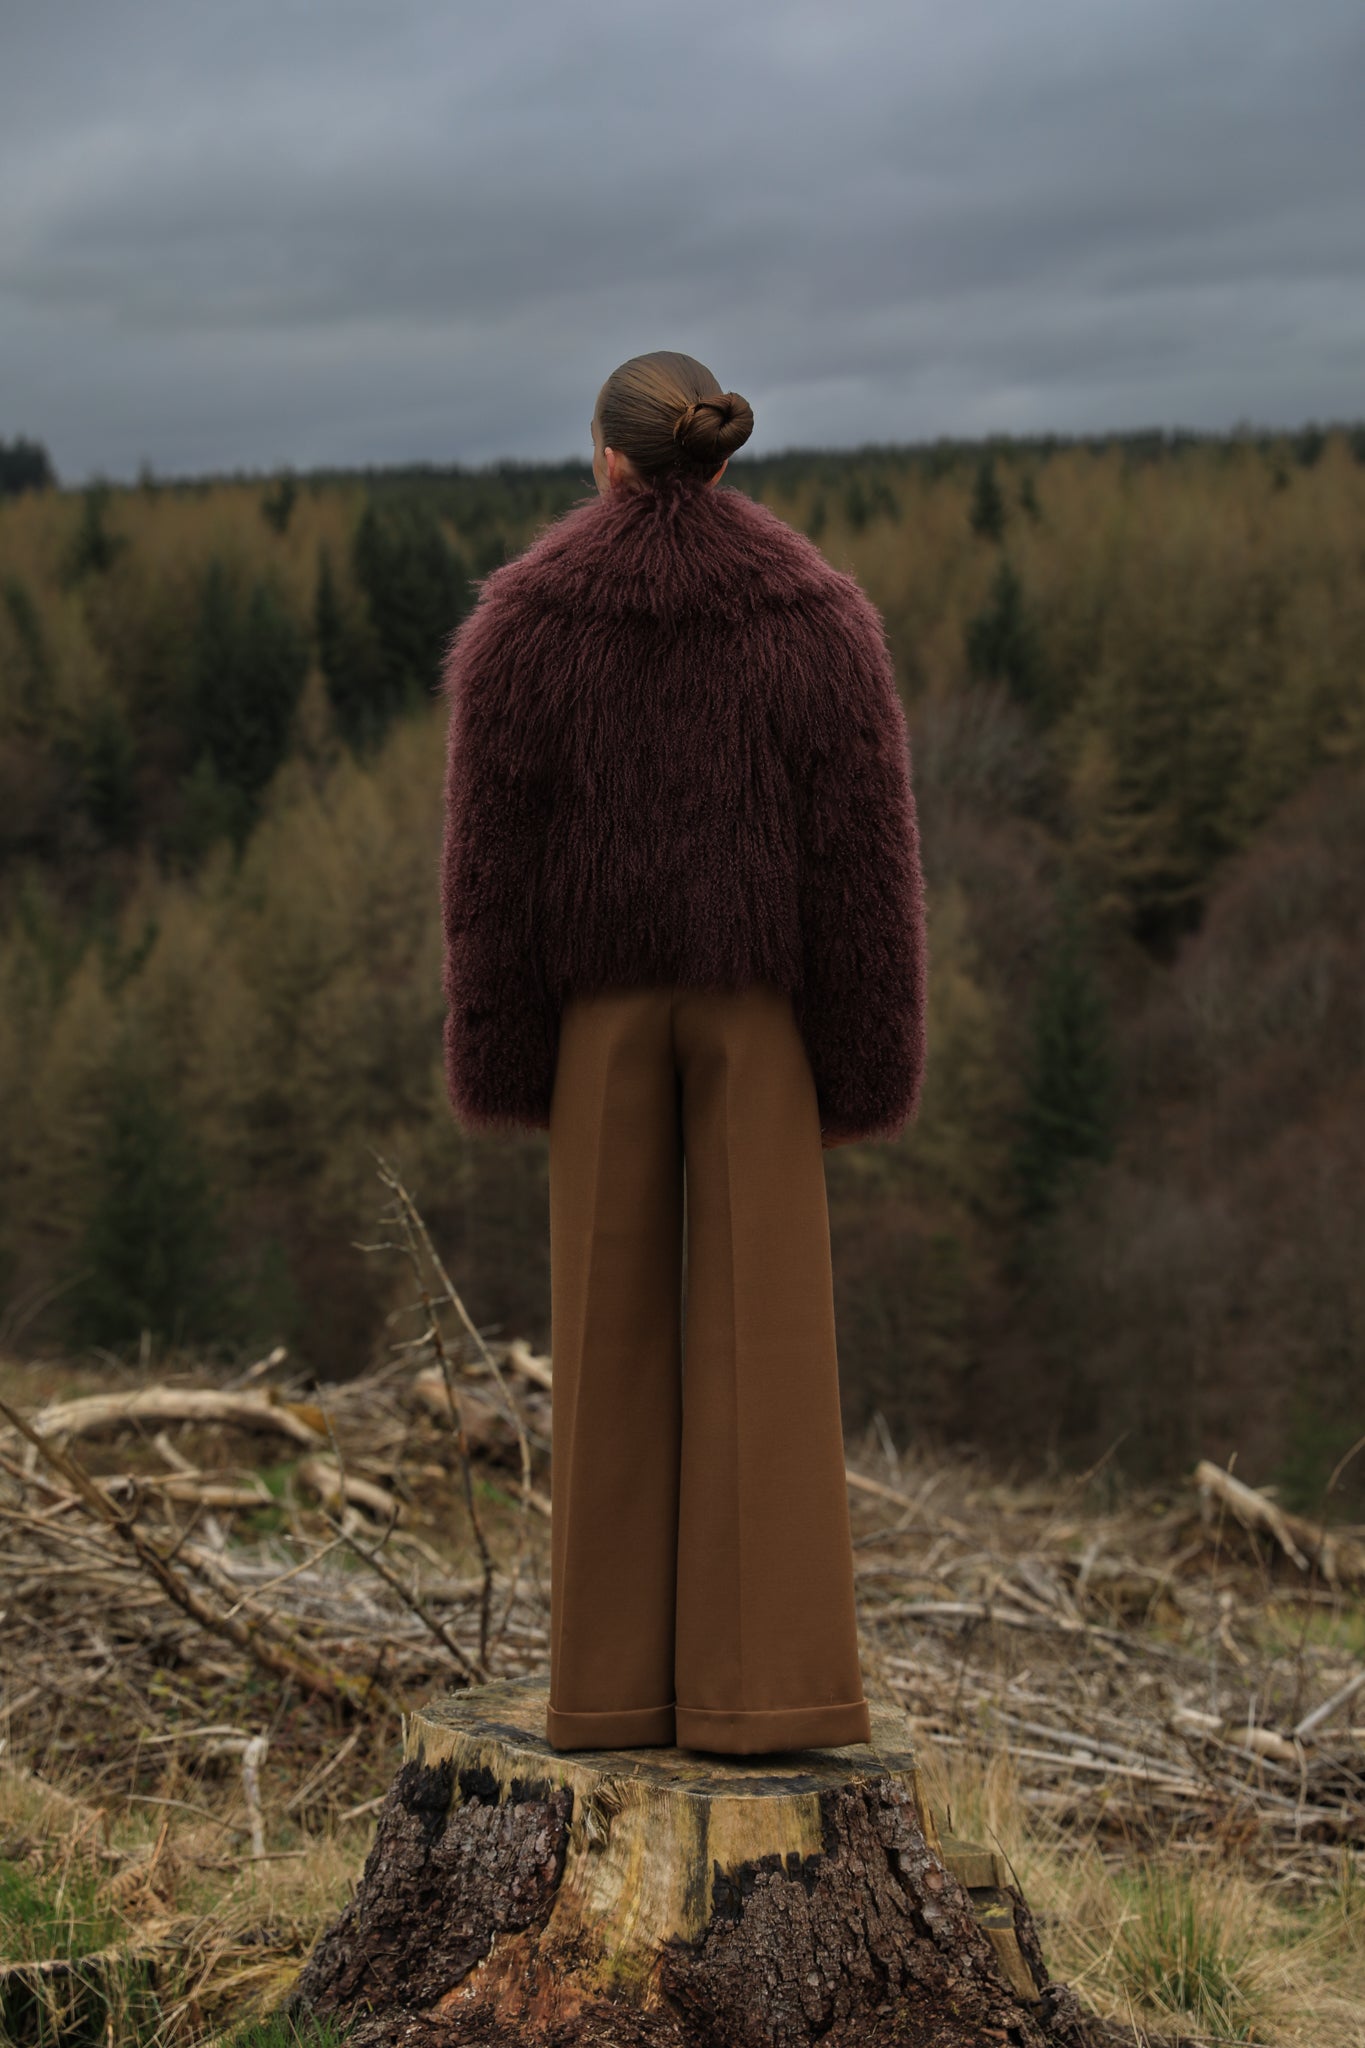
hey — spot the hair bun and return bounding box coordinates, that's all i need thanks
[673,390,753,466]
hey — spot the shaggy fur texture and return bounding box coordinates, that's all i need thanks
[439,468,927,1144]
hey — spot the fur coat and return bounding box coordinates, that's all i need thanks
[439,467,928,1144]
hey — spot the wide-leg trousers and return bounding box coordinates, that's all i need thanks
[545,980,873,1756]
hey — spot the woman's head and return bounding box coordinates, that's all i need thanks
[591,351,754,496]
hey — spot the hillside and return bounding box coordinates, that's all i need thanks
[1,426,1363,1499]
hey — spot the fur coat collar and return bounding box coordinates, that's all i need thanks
[469,468,860,625]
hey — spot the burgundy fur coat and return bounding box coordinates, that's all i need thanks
[439,468,928,1144]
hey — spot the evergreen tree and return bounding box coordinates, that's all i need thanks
[314,541,344,682]
[0,434,56,496]
[1010,879,1116,1222]
[2,574,51,723]
[843,478,870,532]
[315,541,388,753]
[164,752,251,873]
[1293,423,1325,468]
[79,695,140,845]
[64,482,128,581]
[351,496,470,730]
[969,454,1007,540]
[1079,602,1250,947]
[261,470,298,533]
[66,1056,230,1350]
[965,556,1046,712]
[190,558,309,827]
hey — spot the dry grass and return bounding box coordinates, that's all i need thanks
[0,1759,362,2043]
[909,1727,1365,2046]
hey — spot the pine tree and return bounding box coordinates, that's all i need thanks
[64,482,128,581]
[1010,879,1116,1221]
[1078,602,1250,947]
[969,454,1007,540]
[190,558,309,826]
[165,752,250,873]
[1293,423,1325,468]
[66,1056,230,1350]
[261,470,298,533]
[0,434,56,496]
[79,695,140,845]
[843,478,870,532]
[2,574,51,723]
[965,556,1046,713]
[315,542,388,753]
[351,496,470,730]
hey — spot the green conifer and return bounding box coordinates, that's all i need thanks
[66,1055,230,1350]
[1010,879,1116,1221]
[190,559,308,826]
[965,557,1046,712]
[969,454,1007,540]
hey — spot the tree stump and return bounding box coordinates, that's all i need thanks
[285,1675,1103,2048]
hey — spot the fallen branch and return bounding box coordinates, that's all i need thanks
[1194,1458,1365,1586]
[318,1505,490,1684]
[297,1454,407,1525]
[8,1385,329,1451]
[1294,1666,1365,1741]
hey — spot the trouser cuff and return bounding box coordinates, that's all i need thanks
[545,1699,677,1750]
[676,1695,872,1754]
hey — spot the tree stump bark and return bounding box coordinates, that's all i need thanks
[284,1675,1105,2048]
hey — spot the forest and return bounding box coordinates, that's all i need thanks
[2,420,1363,1507]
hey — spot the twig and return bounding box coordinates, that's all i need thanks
[319,1506,490,1683]
[367,1149,510,1669]
[1293,1667,1365,1742]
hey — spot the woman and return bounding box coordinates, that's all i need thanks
[440,350,928,1756]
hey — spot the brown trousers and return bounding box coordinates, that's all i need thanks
[545,981,872,1756]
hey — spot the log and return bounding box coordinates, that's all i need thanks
[1193,1458,1365,1586]
[7,1384,328,1450]
[298,1453,408,1524]
[411,1368,522,1454]
[284,1675,1105,2048]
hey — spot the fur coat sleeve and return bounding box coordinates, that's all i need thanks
[438,580,560,1136]
[787,578,928,1143]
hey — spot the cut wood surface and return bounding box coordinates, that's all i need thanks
[286,1674,1107,2048]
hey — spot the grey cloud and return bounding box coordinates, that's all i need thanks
[1,0,1361,482]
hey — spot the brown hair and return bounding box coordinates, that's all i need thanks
[594,350,754,482]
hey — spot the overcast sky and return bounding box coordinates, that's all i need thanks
[2,0,1362,486]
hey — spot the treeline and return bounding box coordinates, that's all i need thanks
[0,470,485,879]
[1,425,1363,1505]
